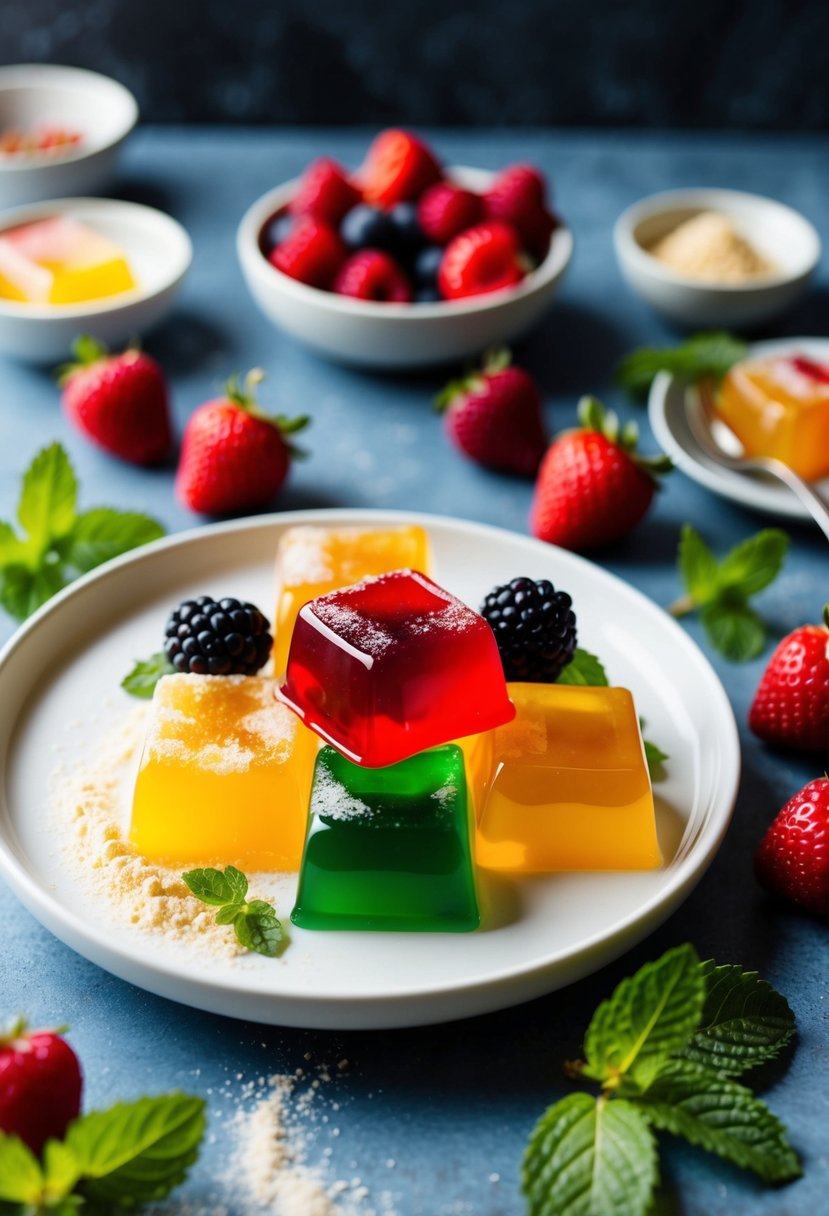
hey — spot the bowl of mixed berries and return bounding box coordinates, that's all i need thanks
[237,129,572,369]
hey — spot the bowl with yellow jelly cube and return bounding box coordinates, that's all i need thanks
[0,197,192,362]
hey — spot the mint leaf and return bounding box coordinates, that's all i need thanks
[0,521,27,567]
[643,737,669,780]
[700,599,766,663]
[617,332,747,398]
[583,944,704,1089]
[17,442,77,556]
[637,1059,801,1183]
[0,1134,43,1203]
[716,529,789,599]
[680,961,796,1076]
[0,562,65,621]
[556,648,609,687]
[66,1093,205,1207]
[66,509,165,574]
[42,1139,81,1202]
[677,524,719,608]
[235,901,284,957]
[522,1093,658,1216]
[182,865,248,907]
[121,652,174,699]
[215,904,241,925]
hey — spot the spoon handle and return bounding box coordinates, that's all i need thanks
[747,458,829,543]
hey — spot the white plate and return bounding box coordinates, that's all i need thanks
[0,510,740,1030]
[649,336,829,519]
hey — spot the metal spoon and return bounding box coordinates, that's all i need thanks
[685,383,829,542]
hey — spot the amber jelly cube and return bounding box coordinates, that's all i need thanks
[291,744,479,932]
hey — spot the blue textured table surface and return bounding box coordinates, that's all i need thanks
[1,128,828,1214]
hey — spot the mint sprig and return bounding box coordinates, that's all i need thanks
[523,945,800,1216]
[0,444,165,622]
[0,1093,205,1213]
[121,652,175,699]
[182,866,284,957]
[671,525,789,661]
[617,331,748,398]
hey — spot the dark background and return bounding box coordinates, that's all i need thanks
[3,0,828,128]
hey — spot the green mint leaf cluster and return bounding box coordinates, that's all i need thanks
[0,1092,205,1212]
[0,444,165,623]
[122,652,175,699]
[617,331,748,398]
[522,945,799,1216]
[183,865,283,958]
[672,524,789,661]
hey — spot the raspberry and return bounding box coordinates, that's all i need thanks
[480,577,577,682]
[290,157,360,224]
[438,221,524,300]
[270,218,346,289]
[333,250,413,303]
[164,596,273,676]
[359,129,442,207]
[484,164,557,259]
[417,183,485,244]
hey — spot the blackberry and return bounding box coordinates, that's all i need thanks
[163,596,273,676]
[481,577,576,682]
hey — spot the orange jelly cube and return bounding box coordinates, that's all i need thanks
[0,216,135,305]
[273,524,431,674]
[130,674,318,870]
[466,683,661,872]
[716,355,829,482]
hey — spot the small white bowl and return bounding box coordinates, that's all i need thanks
[237,167,573,369]
[0,64,138,208]
[0,197,192,362]
[614,188,820,329]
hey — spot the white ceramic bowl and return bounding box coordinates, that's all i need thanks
[237,167,573,369]
[0,64,138,208]
[614,188,820,329]
[0,197,192,362]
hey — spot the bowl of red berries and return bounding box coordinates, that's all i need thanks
[237,129,573,369]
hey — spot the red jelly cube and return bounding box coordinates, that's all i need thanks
[276,569,514,766]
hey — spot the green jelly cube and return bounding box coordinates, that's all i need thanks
[291,744,480,932]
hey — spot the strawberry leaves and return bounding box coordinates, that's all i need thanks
[0,444,165,623]
[523,946,800,1216]
[182,866,284,957]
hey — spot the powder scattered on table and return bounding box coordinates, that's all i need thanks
[648,210,775,283]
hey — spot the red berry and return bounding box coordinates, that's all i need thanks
[749,610,829,754]
[530,397,670,551]
[484,164,558,260]
[755,778,829,916]
[438,221,524,300]
[175,370,308,515]
[0,1018,83,1154]
[437,351,547,477]
[359,129,442,208]
[333,250,412,303]
[417,183,484,244]
[270,217,346,289]
[789,355,829,385]
[59,336,172,466]
[290,157,360,224]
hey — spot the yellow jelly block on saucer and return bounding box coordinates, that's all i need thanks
[130,673,318,871]
[273,524,431,674]
[0,216,135,305]
[471,683,661,872]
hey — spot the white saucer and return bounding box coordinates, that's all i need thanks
[0,510,740,1030]
[649,336,829,519]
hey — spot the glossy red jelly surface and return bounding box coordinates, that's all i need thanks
[276,569,515,766]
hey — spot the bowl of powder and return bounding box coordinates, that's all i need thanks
[614,188,820,329]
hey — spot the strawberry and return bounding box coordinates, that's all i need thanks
[484,164,558,260]
[755,777,829,916]
[333,250,412,302]
[436,349,547,477]
[417,182,484,245]
[289,157,360,225]
[438,221,525,300]
[58,336,172,466]
[530,397,672,551]
[749,606,829,755]
[269,217,346,289]
[0,1017,83,1154]
[359,129,442,208]
[175,370,308,515]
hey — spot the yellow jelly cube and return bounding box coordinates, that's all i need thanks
[273,524,431,674]
[469,683,661,872]
[130,674,318,871]
[0,216,136,305]
[716,355,829,482]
